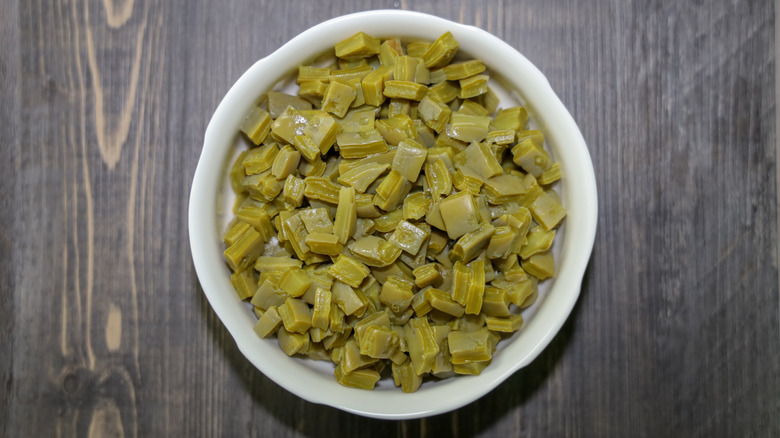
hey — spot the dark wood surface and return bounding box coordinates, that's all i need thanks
[2,0,778,436]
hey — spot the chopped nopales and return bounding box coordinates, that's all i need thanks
[335,32,381,61]
[392,139,428,182]
[305,232,343,256]
[267,91,313,119]
[383,80,428,101]
[336,130,388,159]
[240,107,272,145]
[458,74,489,99]
[447,113,490,143]
[333,186,357,244]
[443,60,486,80]
[328,254,370,288]
[337,162,389,193]
[224,31,565,393]
[403,192,431,221]
[425,159,452,199]
[423,31,460,68]
[388,220,430,255]
[439,191,480,239]
[417,95,451,133]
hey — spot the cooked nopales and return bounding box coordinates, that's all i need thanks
[224,31,565,392]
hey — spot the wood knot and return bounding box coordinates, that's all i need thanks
[63,372,81,394]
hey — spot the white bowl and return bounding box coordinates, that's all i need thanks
[189,10,597,420]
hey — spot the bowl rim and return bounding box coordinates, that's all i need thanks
[189,9,598,420]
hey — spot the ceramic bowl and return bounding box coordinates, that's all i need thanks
[189,9,597,419]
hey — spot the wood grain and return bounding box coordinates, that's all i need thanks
[0,1,21,437]
[1,0,778,437]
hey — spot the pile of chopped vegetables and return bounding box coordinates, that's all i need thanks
[223,31,566,391]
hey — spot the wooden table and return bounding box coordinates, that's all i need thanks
[2,1,778,436]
